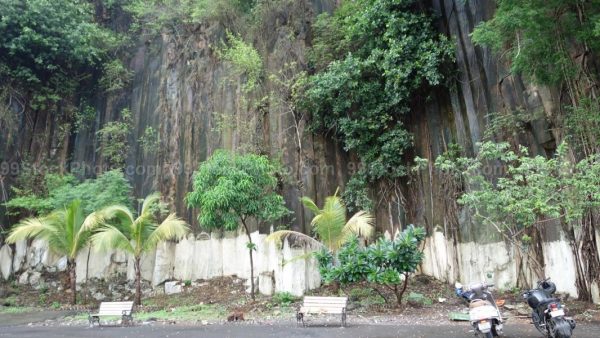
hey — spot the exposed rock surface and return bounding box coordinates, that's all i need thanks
[0,245,12,280]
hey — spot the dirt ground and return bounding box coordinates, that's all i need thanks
[1,274,599,326]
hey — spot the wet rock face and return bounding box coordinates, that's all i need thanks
[0,0,562,237]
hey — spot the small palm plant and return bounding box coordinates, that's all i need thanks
[91,193,189,305]
[6,199,98,304]
[267,189,375,252]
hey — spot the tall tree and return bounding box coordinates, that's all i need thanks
[186,150,289,300]
[267,190,375,252]
[91,193,189,306]
[6,199,97,304]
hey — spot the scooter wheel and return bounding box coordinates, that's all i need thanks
[550,318,572,338]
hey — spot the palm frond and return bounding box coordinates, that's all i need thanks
[143,214,190,252]
[300,196,320,215]
[98,205,135,224]
[91,225,134,254]
[341,210,375,245]
[312,196,346,250]
[80,211,106,233]
[6,218,48,243]
[140,192,161,216]
[265,230,325,250]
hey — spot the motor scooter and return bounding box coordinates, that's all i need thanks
[522,278,575,338]
[456,282,503,338]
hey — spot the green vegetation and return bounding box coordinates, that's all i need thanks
[217,31,263,93]
[267,190,374,252]
[99,60,134,93]
[0,0,122,100]
[136,304,228,322]
[471,0,600,87]
[186,150,290,300]
[91,192,190,306]
[0,306,37,314]
[472,0,600,156]
[138,126,160,154]
[125,0,257,36]
[297,0,452,211]
[97,108,133,169]
[6,169,132,218]
[315,225,426,306]
[435,141,600,279]
[6,200,100,304]
[271,292,297,306]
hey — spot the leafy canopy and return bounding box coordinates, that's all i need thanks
[125,0,257,35]
[297,0,452,210]
[6,169,132,217]
[471,0,600,86]
[0,0,122,90]
[185,150,289,229]
[435,141,600,242]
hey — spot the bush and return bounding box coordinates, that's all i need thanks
[6,169,132,217]
[317,225,426,306]
[272,292,297,306]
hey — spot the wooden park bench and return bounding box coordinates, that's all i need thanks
[296,296,348,327]
[89,301,134,327]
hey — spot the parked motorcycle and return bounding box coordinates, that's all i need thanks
[522,278,576,338]
[456,281,503,338]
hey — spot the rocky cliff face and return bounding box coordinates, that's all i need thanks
[1,0,598,301]
[0,0,554,234]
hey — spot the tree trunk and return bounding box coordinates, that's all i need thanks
[394,273,410,306]
[68,258,76,305]
[241,219,256,301]
[134,257,142,306]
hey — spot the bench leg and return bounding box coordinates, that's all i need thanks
[89,315,100,327]
[296,312,304,327]
[341,311,347,327]
[121,314,133,327]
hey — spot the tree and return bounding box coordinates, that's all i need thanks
[0,0,122,103]
[6,169,132,217]
[266,190,375,252]
[91,193,190,306]
[297,0,452,211]
[185,150,289,300]
[435,141,600,292]
[315,225,426,306]
[6,200,97,304]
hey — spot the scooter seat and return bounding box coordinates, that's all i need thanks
[538,297,560,308]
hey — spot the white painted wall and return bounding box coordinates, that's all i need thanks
[421,230,583,299]
[4,229,597,302]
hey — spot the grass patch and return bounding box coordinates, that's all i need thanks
[0,306,37,314]
[137,304,228,322]
[271,292,298,306]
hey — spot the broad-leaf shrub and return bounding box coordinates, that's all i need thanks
[316,225,426,306]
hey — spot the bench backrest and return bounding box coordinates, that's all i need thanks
[302,296,347,309]
[97,301,134,316]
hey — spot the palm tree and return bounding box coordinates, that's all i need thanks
[91,192,189,306]
[6,200,98,304]
[267,190,375,252]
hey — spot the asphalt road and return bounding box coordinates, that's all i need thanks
[1,322,600,338]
